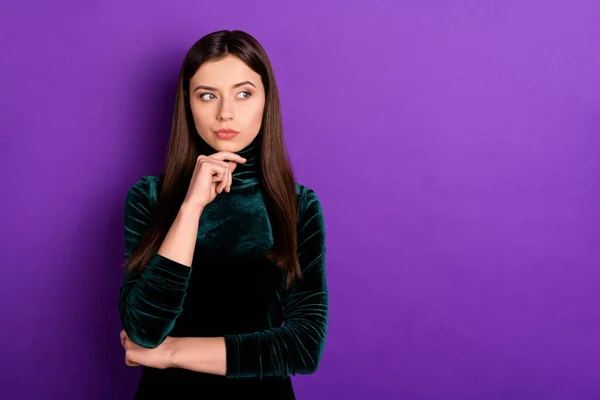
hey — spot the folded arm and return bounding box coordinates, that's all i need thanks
[169,188,328,378]
[224,188,328,378]
[118,176,193,348]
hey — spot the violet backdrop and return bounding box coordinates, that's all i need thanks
[1,0,599,399]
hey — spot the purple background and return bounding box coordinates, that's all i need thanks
[1,1,599,399]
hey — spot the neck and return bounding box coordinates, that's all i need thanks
[196,134,262,190]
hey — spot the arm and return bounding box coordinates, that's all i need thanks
[168,188,329,378]
[118,176,203,348]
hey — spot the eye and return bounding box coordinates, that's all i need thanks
[199,93,216,101]
[237,91,252,99]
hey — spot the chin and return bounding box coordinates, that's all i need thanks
[212,139,244,152]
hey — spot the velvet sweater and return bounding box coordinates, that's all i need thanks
[118,136,328,399]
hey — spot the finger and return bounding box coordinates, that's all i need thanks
[208,160,236,187]
[208,152,247,164]
[227,166,232,192]
[217,168,228,194]
[228,161,237,173]
[214,159,236,174]
[219,164,232,194]
[225,162,236,192]
[227,167,233,192]
[224,166,232,193]
[213,163,228,180]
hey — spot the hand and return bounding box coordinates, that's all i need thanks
[183,151,247,209]
[120,329,175,369]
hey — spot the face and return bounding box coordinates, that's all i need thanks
[188,54,266,153]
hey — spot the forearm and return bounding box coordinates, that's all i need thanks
[223,316,327,379]
[157,201,204,267]
[170,337,227,376]
[120,202,203,348]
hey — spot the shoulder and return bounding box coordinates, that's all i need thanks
[294,183,327,258]
[126,174,162,209]
[295,182,322,209]
[294,182,325,229]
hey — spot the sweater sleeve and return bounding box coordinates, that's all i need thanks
[118,175,193,349]
[223,187,329,378]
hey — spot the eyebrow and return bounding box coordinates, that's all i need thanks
[193,80,256,92]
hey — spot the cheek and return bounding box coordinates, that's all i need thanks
[190,104,213,125]
[248,102,265,126]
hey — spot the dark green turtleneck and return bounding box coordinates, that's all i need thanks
[119,133,328,398]
[195,130,263,190]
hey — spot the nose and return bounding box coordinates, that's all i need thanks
[217,97,234,121]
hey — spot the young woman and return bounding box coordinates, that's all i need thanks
[118,30,328,399]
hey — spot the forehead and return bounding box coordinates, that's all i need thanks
[190,54,262,87]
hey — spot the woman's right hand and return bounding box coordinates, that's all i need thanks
[183,151,247,209]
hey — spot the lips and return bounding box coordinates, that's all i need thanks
[215,129,239,140]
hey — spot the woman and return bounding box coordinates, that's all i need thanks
[118,29,328,399]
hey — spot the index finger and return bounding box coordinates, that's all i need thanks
[208,151,247,164]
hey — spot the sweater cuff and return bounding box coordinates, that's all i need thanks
[224,334,241,378]
[224,333,259,378]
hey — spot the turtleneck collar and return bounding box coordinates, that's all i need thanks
[196,133,262,190]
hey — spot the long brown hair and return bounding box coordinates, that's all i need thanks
[122,30,300,287]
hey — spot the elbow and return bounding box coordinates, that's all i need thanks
[119,302,172,349]
[292,357,320,376]
[289,321,327,376]
[298,363,318,375]
[121,322,169,349]
[301,353,323,375]
[295,338,326,375]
